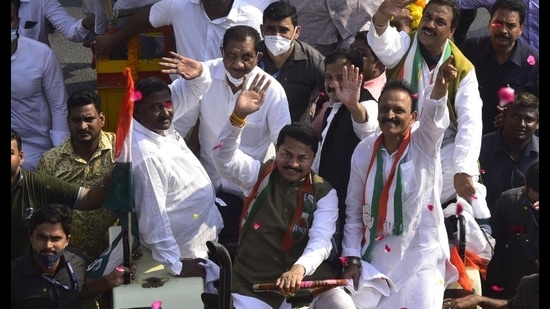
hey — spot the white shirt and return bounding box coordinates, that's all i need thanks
[174,58,291,196]
[311,100,379,173]
[149,0,273,62]
[11,35,69,171]
[113,0,161,10]
[131,67,223,276]
[18,0,89,46]
[213,122,338,276]
[342,85,457,307]
[367,27,484,177]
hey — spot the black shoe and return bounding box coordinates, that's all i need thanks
[83,31,98,48]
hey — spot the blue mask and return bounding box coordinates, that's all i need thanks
[11,29,18,43]
[33,248,65,269]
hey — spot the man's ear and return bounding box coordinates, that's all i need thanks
[411,110,418,122]
[256,52,264,64]
[99,112,106,126]
[294,25,301,40]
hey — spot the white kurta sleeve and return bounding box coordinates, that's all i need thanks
[44,0,89,42]
[44,50,69,146]
[451,69,483,176]
[295,188,338,276]
[212,121,262,197]
[352,100,380,139]
[366,25,412,70]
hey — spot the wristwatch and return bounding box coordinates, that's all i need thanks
[344,256,361,268]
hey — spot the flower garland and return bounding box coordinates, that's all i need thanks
[127,35,140,81]
[409,0,427,31]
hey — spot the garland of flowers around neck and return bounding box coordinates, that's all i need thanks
[127,35,140,81]
[409,0,426,31]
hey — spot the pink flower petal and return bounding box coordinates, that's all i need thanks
[131,89,143,101]
[480,169,486,174]
[212,142,224,150]
[340,257,348,266]
[253,222,260,230]
[375,234,385,241]
[151,301,162,309]
[456,203,464,215]
[498,86,515,107]
[527,55,536,65]
[471,195,478,200]
[427,204,434,211]
[492,285,505,292]
[384,244,391,252]
[411,93,419,99]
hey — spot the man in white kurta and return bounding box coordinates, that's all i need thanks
[11,28,69,171]
[367,0,489,222]
[342,66,459,308]
[174,55,291,197]
[131,57,223,282]
[95,0,275,65]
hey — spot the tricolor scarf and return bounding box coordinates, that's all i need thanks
[361,126,411,262]
[240,162,315,253]
[396,33,452,112]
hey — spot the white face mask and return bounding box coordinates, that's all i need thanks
[224,68,244,87]
[11,29,18,43]
[264,28,296,57]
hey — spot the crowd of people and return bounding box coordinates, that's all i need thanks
[11,0,538,308]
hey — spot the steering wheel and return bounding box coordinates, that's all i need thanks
[253,279,350,309]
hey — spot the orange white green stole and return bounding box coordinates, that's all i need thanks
[361,127,411,262]
[397,34,452,111]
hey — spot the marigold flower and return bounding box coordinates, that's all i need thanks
[408,0,426,31]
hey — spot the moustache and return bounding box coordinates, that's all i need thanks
[381,118,399,125]
[494,34,510,40]
[39,250,57,255]
[420,26,434,34]
[285,166,301,173]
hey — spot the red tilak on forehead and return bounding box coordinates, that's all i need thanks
[163,101,173,108]
[491,22,503,28]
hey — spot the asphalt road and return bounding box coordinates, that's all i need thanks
[52,0,490,96]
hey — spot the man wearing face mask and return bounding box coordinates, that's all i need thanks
[11,203,133,309]
[171,25,291,259]
[257,1,326,124]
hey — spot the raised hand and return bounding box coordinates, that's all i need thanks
[376,0,417,22]
[233,73,272,118]
[431,55,456,100]
[335,64,363,110]
[159,51,203,80]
